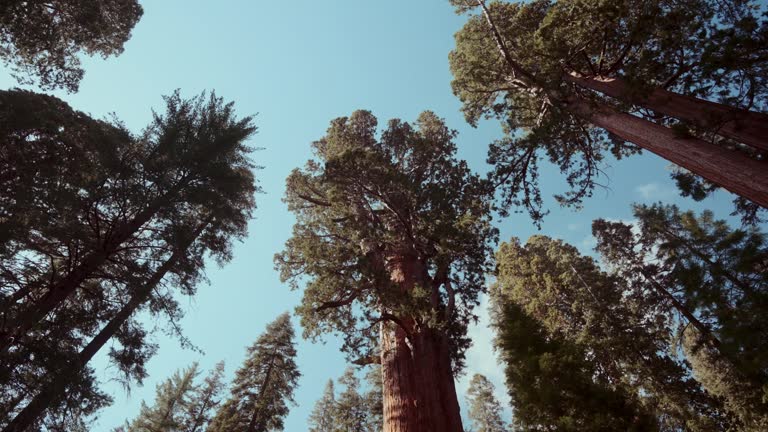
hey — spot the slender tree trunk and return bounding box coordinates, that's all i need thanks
[3,219,208,432]
[0,184,184,352]
[565,98,768,208]
[564,73,768,152]
[380,254,463,432]
[247,350,277,432]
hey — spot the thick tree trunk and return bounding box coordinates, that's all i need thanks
[0,184,183,352]
[565,73,768,152]
[566,99,768,209]
[3,220,207,432]
[380,254,463,432]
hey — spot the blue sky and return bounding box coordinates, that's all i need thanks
[1,1,751,430]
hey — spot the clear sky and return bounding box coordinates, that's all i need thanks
[0,1,751,430]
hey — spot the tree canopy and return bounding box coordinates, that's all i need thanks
[0,0,143,92]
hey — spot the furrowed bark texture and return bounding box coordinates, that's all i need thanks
[380,255,463,432]
[567,99,768,209]
[566,74,768,152]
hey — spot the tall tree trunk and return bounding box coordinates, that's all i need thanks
[380,254,463,432]
[564,73,768,152]
[2,219,208,432]
[565,98,768,208]
[0,183,185,352]
[247,350,277,432]
[474,0,768,209]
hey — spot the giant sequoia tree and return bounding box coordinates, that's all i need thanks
[0,0,143,92]
[276,111,496,431]
[449,0,768,222]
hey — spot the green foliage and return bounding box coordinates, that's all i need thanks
[275,110,496,370]
[208,313,300,432]
[307,367,382,432]
[117,362,225,432]
[0,0,143,92]
[449,0,768,222]
[493,236,730,430]
[593,203,768,426]
[465,374,508,432]
[0,89,259,428]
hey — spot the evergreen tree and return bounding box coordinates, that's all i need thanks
[275,110,496,431]
[465,374,507,432]
[0,90,259,431]
[184,361,226,432]
[123,364,200,432]
[208,313,300,432]
[335,368,376,432]
[494,236,732,430]
[308,380,336,432]
[593,203,768,426]
[115,362,225,432]
[362,366,382,430]
[491,299,656,431]
[0,0,143,92]
[449,0,768,223]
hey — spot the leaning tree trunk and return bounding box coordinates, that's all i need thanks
[2,219,209,432]
[564,73,768,152]
[473,0,768,209]
[566,98,768,209]
[380,254,463,432]
[0,182,185,353]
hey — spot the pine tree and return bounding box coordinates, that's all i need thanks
[276,110,496,432]
[208,313,300,432]
[465,374,507,432]
[308,380,336,432]
[0,0,144,92]
[449,0,768,223]
[335,368,373,432]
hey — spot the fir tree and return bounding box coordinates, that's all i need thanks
[208,313,300,432]
[467,374,507,432]
[465,374,507,432]
[122,364,199,432]
[308,380,336,432]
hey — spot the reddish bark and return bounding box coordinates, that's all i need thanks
[566,98,768,209]
[564,73,768,152]
[380,254,464,432]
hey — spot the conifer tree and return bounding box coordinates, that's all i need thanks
[184,361,226,432]
[592,203,768,426]
[122,364,200,432]
[0,0,144,92]
[465,374,507,432]
[276,110,496,432]
[208,313,300,432]
[308,380,336,432]
[494,235,732,430]
[449,0,768,222]
[491,299,657,431]
[1,90,259,431]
